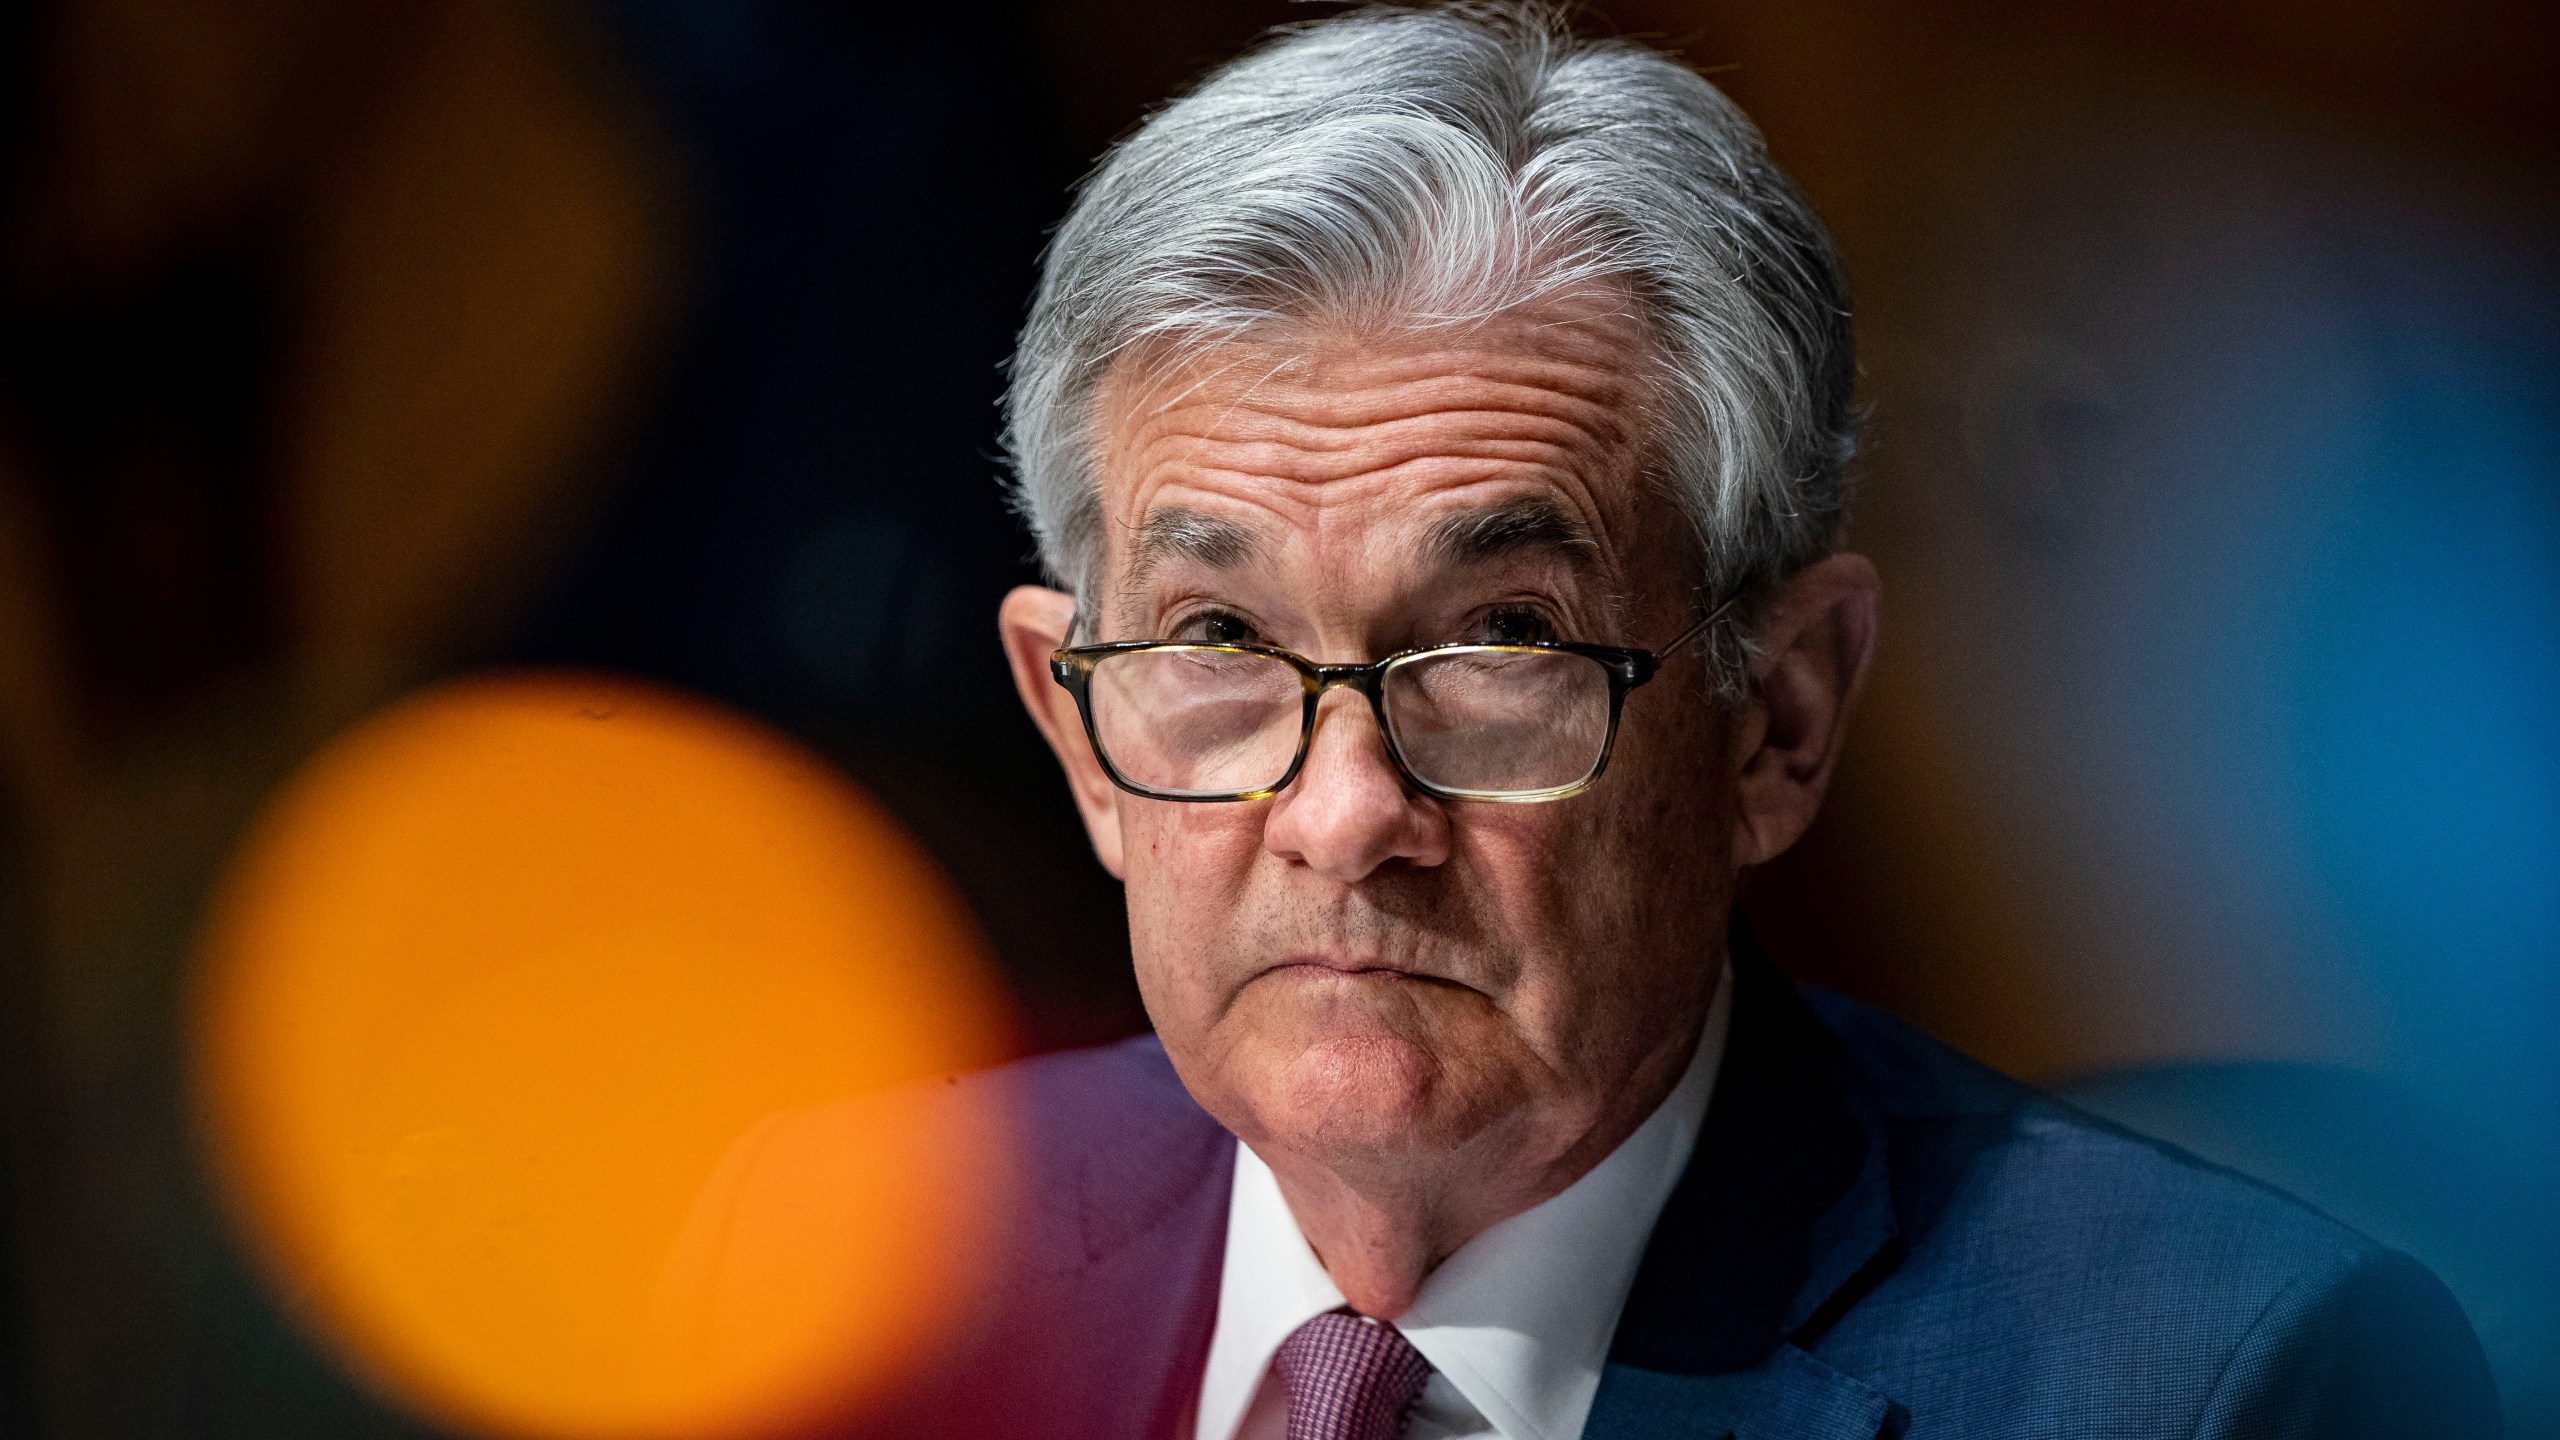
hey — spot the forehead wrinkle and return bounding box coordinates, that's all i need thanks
[1129,383,1637,507]
[1165,428,1617,497]
[1092,323,1661,613]
[1150,366,1638,448]
[1147,349,1303,465]
[1098,320,1644,470]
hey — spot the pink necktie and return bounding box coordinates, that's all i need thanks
[1271,1310,1434,1440]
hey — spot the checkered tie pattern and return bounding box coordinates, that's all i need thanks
[1271,1309,1434,1440]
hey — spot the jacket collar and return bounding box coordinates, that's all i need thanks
[1587,922,1905,1440]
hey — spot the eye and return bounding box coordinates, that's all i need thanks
[1474,606,1559,646]
[1172,608,1260,646]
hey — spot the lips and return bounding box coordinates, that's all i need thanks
[1264,955,1461,988]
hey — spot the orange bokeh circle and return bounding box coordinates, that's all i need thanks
[193,673,1020,1439]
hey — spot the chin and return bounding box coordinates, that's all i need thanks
[1262,1031,1473,1156]
[1186,967,1513,1157]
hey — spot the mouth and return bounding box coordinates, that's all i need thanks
[1261,955,1464,989]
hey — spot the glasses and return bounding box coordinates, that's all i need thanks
[1049,599,1732,804]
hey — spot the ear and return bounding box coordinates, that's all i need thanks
[999,585,1127,878]
[1728,553,1881,868]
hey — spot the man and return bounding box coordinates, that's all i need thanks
[719,5,2499,1436]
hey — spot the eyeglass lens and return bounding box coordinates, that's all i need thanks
[1384,648,1612,794]
[1086,647,1615,799]
[1088,648,1305,797]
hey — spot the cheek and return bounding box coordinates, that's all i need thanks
[1442,812,1578,936]
[1588,705,1740,986]
[1450,740,1728,1004]
[1441,811,1649,1028]
[1117,801,1269,977]
[1609,688,1733,857]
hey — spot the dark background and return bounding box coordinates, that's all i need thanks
[0,0,2554,1433]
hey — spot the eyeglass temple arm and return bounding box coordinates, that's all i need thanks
[1651,593,1740,661]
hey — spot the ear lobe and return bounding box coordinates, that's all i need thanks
[1729,553,1881,868]
[998,585,1126,878]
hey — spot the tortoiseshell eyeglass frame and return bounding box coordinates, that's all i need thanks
[1048,597,1735,804]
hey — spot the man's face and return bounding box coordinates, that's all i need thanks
[1031,308,1740,1196]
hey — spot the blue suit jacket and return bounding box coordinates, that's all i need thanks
[852,934,2498,1438]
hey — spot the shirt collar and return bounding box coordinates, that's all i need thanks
[1195,962,1733,1440]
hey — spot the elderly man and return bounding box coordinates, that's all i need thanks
[798,5,2498,1437]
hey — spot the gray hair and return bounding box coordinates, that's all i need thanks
[1002,0,1855,699]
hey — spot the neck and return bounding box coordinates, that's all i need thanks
[1258,1019,1705,1317]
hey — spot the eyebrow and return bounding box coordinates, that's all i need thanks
[1422,496,1603,574]
[1124,506,1261,591]
[1119,495,1600,598]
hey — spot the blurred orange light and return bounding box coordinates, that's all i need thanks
[192,673,1019,1439]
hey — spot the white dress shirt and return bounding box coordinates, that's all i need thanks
[1193,963,1733,1440]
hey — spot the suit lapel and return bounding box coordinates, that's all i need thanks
[1589,923,1905,1440]
[932,1036,1236,1440]
[1062,1050,1236,1440]
[1114,1136,1232,1440]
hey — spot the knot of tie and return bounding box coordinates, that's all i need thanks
[1271,1310,1434,1440]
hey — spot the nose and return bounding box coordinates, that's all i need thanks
[1262,689,1450,882]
